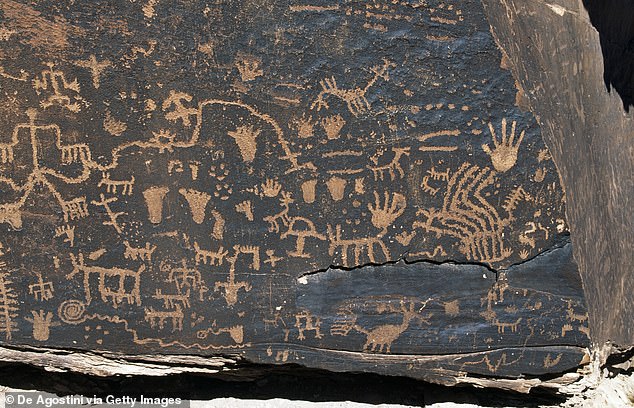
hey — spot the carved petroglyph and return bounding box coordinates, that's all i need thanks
[29,274,54,301]
[167,260,208,302]
[197,322,244,344]
[312,59,393,116]
[74,55,111,89]
[295,310,323,340]
[368,191,406,234]
[33,63,83,112]
[281,218,326,258]
[326,177,347,201]
[179,188,211,224]
[54,225,75,247]
[193,242,228,266]
[25,310,58,341]
[327,224,390,267]
[143,187,169,224]
[91,194,126,234]
[368,147,410,181]
[98,172,134,195]
[145,304,184,332]
[235,200,254,221]
[214,246,257,306]
[228,125,261,163]
[67,253,145,308]
[123,241,156,263]
[235,55,263,82]
[0,273,18,340]
[417,130,460,152]
[322,115,345,140]
[482,119,525,173]
[332,299,432,353]
[414,163,512,265]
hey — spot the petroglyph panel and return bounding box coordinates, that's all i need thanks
[0,0,587,381]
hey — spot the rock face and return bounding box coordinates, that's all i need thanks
[0,0,593,387]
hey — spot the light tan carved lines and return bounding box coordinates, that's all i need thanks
[25,310,59,341]
[414,163,514,265]
[417,130,460,152]
[161,93,314,173]
[0,273,18,340]
[145,304,184,332]
[98,172,135,195]
[143,186,169,224]
[168,260,208,302]
[331,299,432,353]
[295,311,324,340]
[67,253,145,308]
[73,55,111,89]
[214,245,258,306]
[33,63,84,112]
[193,242,227,266]
[29,273,54,301]
[235,200,254,221]
[54,225,75,247]
[197,322,244,344]
[328,192,405,267]
[123,241,156,262]
[0,110,92,228]
[179,188,211,224]
[312,59,394,117]
[482,119,525,173]
[368,147,410,181]
[235,55,263,82]
[91,194,126,234]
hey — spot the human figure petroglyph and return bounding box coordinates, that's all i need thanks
[33,63,83,112]
[98,172,135,196]
[367,147,410,181]
[73,55,111,89]
[167,260,208,302]
[214,246,257,306]
[67,253,145,308]
[28,273,54,301]
[295,311,323,340]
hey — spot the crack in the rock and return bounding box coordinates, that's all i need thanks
[296,236,572,284]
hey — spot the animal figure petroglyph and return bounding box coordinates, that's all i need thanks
[123,241,156,262]
[98,172,134,195]
[367,147,410,181]
[67,253,145,308]
[144,304,184,332]
[193,241,228,266]
[327,224,390,267]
